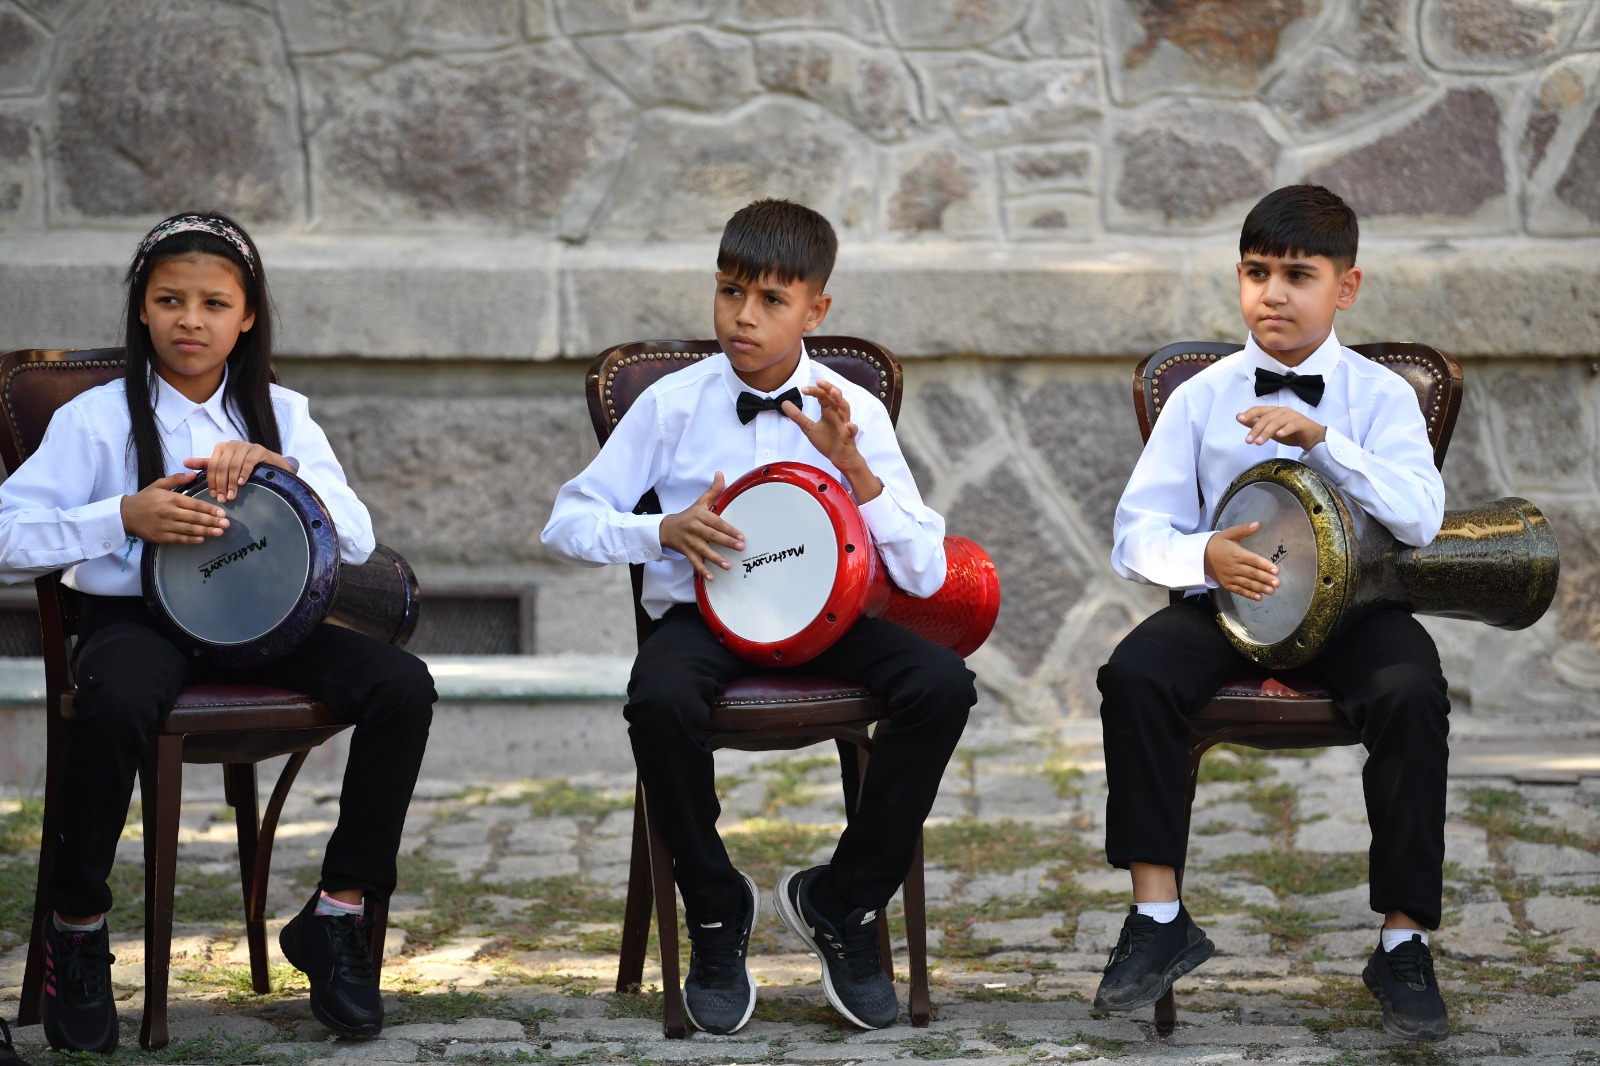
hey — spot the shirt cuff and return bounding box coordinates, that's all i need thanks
[79,495,132,560]
[617,512,667,563]
[1301,427,1360,484]
[857,490,915,546]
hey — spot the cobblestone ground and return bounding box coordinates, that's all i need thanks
[2,717,1598,1066]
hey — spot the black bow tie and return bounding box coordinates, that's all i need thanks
[736,387,803,424]
[1254,367,1325,407]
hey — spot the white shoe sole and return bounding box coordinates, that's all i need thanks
[684,870,758,1035]
[773,869,882,1030]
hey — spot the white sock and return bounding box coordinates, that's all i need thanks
[1382,928,1428,952]
[1136,900,1181,924]
[53,914,106,932]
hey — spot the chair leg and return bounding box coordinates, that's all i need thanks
[642,787,686,1039]
[19,707,68,1027]
[139,734,183,1052]
[904,829,930,1027]
[616,779,654,994]
[225,762,270,995]
[366,895,389,977]
[844,741,896,982]
[1153,741,1208,1038]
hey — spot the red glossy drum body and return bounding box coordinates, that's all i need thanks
[694,462,1001,666]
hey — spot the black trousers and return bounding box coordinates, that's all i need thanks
[625,604,975,922]
[1098,597,1451,929]
[50,596,436,918]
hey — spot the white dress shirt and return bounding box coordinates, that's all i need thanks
[1112,329,1445,591]
[0,372,373,597]
[542,345,947,621]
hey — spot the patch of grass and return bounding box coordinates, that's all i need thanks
[501,779,633,819]
[492,875,629,952]
[900,1032,980,1059]
[603,987,662,1019]
[389,852,499,950]
[1199,744,1274,783]
[923,817,1092,876]
[1290,975,1382,1035]
[754,755,836,816]
[1244,904,1335,953]
[1209,849,1367,899]
[174,962,308,1001]
[749,994,849,1027]
[720,817,836,884]
[1460,786,1599,853]
[386,987,554,1026]
[0,795,43,855]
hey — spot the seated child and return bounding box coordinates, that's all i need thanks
[542,198,975,1034]
[1094,185,1452,1042]
[0,212,435,1050]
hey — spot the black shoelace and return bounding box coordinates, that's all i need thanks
[820,913,883,982]
[1387,941,1434,991]
[56,933,116,1005]
[330,916,376,982]
[689,920,746,986]
[1107,915,1156,967]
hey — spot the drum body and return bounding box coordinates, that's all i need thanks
[695,462,1000,666]
[143,468,419,668]
[1211,459,1559,669]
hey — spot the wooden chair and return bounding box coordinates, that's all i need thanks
[588,338,931,1038]
[3,348,404,1050]
[1131,340,1464,1035]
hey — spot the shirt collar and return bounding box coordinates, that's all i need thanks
[152,365,234,434]
[1243,328,1342,378]
[718,341,813,406]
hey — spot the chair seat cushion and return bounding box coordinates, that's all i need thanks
[1214,673,1334,700]
[164,684,336,734]
[710,674,880,731]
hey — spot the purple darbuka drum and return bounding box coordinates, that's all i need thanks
[142,467,419,668]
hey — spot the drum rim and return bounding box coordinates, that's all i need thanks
[695,461,876,666]
[1209,459,1355,670]
[141,467,340,668]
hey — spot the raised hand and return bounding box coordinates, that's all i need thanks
[1204,521,1279,600]
[1236,405,1327,449]
[121,471,229,544]
[659,472,746,582]
[183,441,293,501]
[785,382,882,503]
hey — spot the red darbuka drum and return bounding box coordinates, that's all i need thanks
[695,462,1001,666]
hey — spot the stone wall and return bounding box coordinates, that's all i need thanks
[0,0,1597,724]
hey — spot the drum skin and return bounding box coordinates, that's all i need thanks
[143,468,418,668]
[696,462,1001,666]
[1210,459,1560,669]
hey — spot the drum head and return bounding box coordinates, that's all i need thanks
[1213,480,1318,647]
[702,480,841,645]
[142,468,338,667]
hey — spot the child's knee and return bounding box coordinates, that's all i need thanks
[623,671,712,738]
[1360,663,1449,730]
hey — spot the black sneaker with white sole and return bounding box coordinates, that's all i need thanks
[1362,934,1450,1042]
[774,866,898,1030]
[683,870,758,1035]
[1092,904,1214,1011]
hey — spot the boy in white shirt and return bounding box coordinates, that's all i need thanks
[1095,185,1451,1042]
[542,199,974,1035]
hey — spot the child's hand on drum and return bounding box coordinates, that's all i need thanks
[789,382,883,504]
[121,471,229,544]
[184,442,294,501]
[1237,405,1327,449]
[1205,521,1279,600]
[660,472,746,582]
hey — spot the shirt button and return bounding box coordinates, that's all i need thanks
[103,540,112,549]
[763,449,772,458]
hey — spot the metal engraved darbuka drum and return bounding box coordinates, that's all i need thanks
[695,462,1001,666]
[143,467,419,668]
[1210,459,1560,670]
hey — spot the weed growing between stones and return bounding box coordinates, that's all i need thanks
[1198,744,1275,783]
[899,1031,980,1059]
[749,994,849,1028]
[923,817,1095,876]
[386,988,554,1026]
[1461,786,1599,853]
[1243,904,1336,954]
[171,962,307,1001]
[1214,849,1368,898]
[751,754,836,816]
[504,780,633,820]
[720,816,837,884]
[1290,975,1382,1034]
[50,1033,296,1066]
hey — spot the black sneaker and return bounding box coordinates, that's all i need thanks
[774,866,898,1030]
[1093,904,1214,1011]
[683,870,758,1034]
[41,917,118,1053]
[1362,934,1450,1042]
[2,1017,36,1066]
[279,892,383,1038]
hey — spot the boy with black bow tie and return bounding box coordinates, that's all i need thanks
[542,199,973,1035]
[1093,185,1453,1042]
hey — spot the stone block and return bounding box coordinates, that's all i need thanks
[969,914,1066,951]
[1105,0,1322,104]
[998,146,1095,195]
[1486,364,1591,485]
[553,0,713,32]
[1206,914,1272,957]
[1003,194,1097,241]
[311,45,632,236]
[0,108,40,228]
[753,34,921,142]
[1505,840,1600,877]
[1523,895,1600,955]
[1111,104,1279,228]
[879,0,1027,47]
[719,0,880,35]
[1263,48,1431,132]
[505,816,582,853]
[1550,102,1600,230]
[1444,822,1493,875]
[1072,908,1127,954]
[920,56,1098,146]
[384,1019,527,1042]
[1012,370,1144,544]
[0,6,49,93]
[598,98,864,240]
[1338,0,1414,61]
[278,0,408,53]
[885,144,997,236]
[1438,900,1520,960]
[1420,0,1589,73]
[577,28,757,110]
[52,0,300,222]
[406,0,524,50]
[1306,89,1509,228]
[1022,0,1099,57]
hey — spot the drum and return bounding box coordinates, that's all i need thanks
[142,467,419,668]
[1210,459,1559,669]
[695,462,1001,666]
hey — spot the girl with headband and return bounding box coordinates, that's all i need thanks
[0,211,435,1050]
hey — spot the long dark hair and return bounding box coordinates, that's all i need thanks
[122,211,281,489]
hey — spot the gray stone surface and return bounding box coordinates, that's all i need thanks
[1419,0,1589,72]
[1113,105,1279,226]
[1107,0,1322,103]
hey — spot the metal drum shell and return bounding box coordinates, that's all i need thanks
[1209,459,1359,670]
[142,467,341,669]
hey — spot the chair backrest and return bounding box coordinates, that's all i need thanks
[582,337,905,647]
[1132,340,1464,468]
